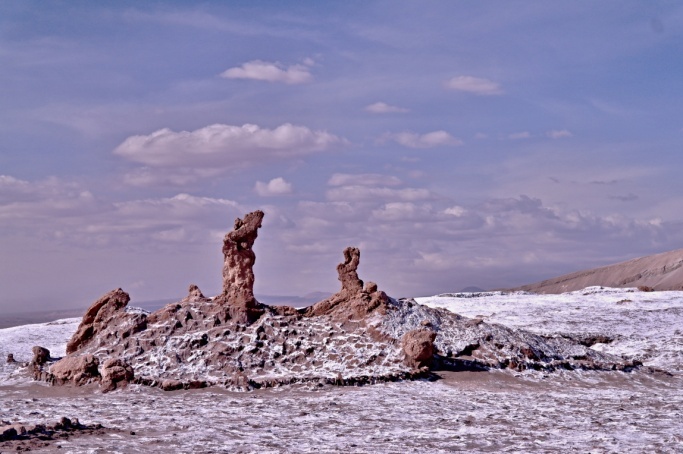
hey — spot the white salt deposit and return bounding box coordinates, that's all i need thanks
[1,288,682,452]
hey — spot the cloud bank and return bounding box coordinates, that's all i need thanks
[114,123,343,186]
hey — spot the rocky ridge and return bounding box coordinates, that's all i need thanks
[513,248,683,293]
[36,211,639,391]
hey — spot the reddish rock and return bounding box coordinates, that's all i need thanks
[50,354,100,386]
[66,289,130,354]
[217,210,265,324]
[181,284,210,303]
[100,358,134,392]
[402,329,437,368]
[304,247,390,320]
[160,379,184,391]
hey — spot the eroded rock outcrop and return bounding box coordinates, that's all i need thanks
[218,210,265,324]
[43,209,642,393]
[303,247,390,320]
[181,284,210,303]
[66,288,131,354]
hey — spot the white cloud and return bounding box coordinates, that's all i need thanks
[114,123,343,185]
[546,129,573,139]
[381,130,463,149]
[372,202,430,222]
[221,59,313,84]
[445,76,503,95]
[508,131,531,140]
[326,185,432,202]
[444,206,467,217]
[364,102,409,114]
[255,177,293,196]
[0,175,100,219]
[328,173,402,187]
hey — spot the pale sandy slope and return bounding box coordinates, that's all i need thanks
[513,248,683,293]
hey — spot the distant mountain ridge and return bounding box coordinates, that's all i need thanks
[512,248,683,294]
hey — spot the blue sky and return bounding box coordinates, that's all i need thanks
[1,1,682,312]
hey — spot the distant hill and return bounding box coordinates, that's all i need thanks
[513,248,683,294]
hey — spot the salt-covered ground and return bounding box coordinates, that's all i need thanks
[416,286,683,372]
[1,287,682,453]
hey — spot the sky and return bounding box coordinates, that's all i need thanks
[1,1,683,313]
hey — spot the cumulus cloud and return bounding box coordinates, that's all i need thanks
[255,177,293,196]
[546,129,573,139]
[220,59,313,84]
[364,102,409,114]
[445,76,503,95]
[114,123,343,186]
[380,130,463,149]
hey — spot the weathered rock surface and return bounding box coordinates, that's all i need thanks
[402,329,437,368]
[181,284,210,303]
[100,358,134,392]
[31,346,50,365]
[303,247,391,320]
[218,210,265,324]
[50,354,100,386]
[66,288,132,354]
[45,210,641,392]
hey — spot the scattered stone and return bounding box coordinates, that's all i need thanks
[100,358,134,392]
[31,346,50,365]
[50,354,100,386]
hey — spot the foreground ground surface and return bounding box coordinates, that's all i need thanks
[1,287,682,453]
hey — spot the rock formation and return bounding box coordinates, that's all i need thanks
[50,354,100,386]
[66,288,133,354]
[218,210,265,324]
[43,209,643,393]
[100,358,134,392]
[181,284,210,303]
[304,247,390,320]
[402,329,437,368]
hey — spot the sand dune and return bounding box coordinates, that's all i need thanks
[514,248,683,293]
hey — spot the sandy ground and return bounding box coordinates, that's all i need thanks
[1,369,682,453]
